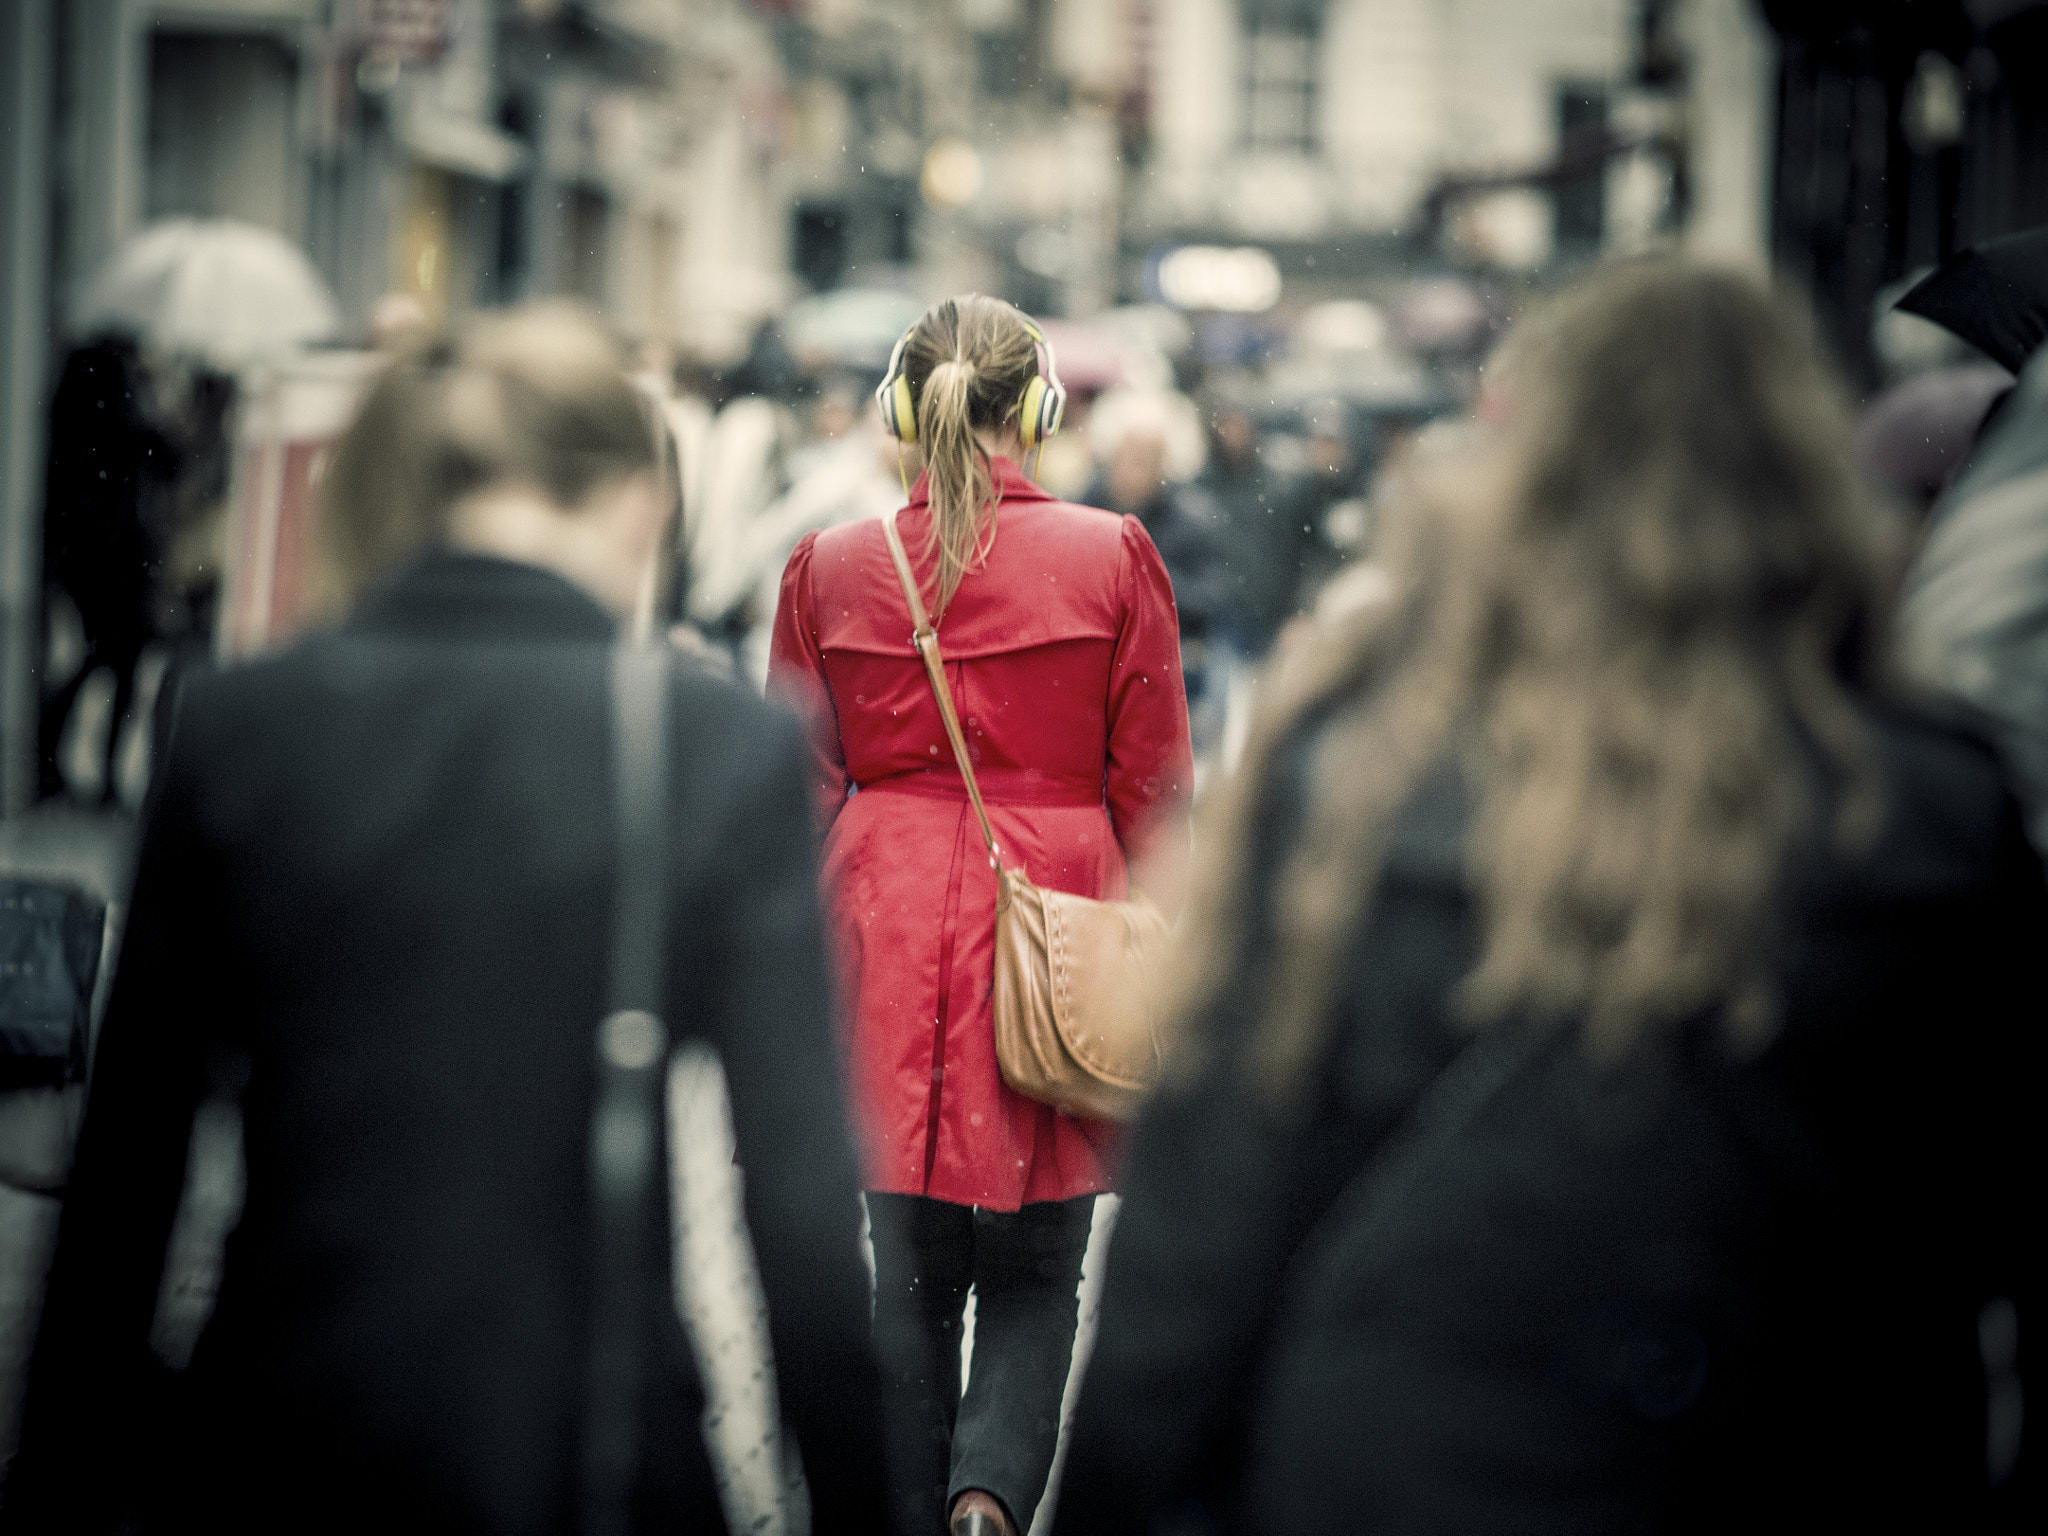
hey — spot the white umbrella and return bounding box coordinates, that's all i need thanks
[74,218,343,366]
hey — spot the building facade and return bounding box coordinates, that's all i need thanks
[0,0,798,810]
[1762,0,2048,385]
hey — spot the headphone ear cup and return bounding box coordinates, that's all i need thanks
[1018,376,1046,450]
[892,374,918,444]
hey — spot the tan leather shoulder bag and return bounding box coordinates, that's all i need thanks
[881,512,1168,1122]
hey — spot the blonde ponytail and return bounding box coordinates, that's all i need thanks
[899,296,1043,614]
[920,356,996,613]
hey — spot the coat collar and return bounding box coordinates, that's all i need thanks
[346,547,619,644]
[903,453,1056,511]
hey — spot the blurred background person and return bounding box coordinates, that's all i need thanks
[4,303,890,1536]
[769,296,1192,1536]
[1081,387,1237,769]
[1898,339,2048,865]
[1054,263,2043,1535]
[731,392,905,690]
[675,356,805,667]
[1081,387,1229,642]
[1890,225,2048,864]
[36,338,177,807]
[1195,404,1297,659]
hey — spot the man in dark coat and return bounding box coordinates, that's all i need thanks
[1195,405,1351,656]
[3,547,891,1534]
[1194,407,1295,655]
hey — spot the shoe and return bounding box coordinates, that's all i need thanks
[950,1488,1016,1536]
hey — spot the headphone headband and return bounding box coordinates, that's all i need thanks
[874,299,1065,450]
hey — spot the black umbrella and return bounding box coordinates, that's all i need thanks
[1895,226,2048,373]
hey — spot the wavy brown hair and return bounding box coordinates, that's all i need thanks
[1174,262,1888,1089]
[899,295,1042,614]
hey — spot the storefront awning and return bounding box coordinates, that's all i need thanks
[399,105,530,183]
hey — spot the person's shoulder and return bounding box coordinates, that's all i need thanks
[166,631,353,752]
[669,650,807,776]
[1864,690,2008,807]
[1037,495,1126,529]
[1824,691,2033,903]
[1016,495,1138,544]
[996,493,1121,548]
[810,512,887,556]
[800,513,888,593]
[1006,496,1135,581]
[671,646,778,722]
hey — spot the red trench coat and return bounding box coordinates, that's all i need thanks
[768,458,1193,1211]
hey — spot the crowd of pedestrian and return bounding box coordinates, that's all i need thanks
[2,244,2042,1536]
[639,288,1465,774]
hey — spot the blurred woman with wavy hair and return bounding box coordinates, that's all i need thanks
[1053,262,2044,1535]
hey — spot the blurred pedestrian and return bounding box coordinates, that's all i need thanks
[732,398,903,689]
[1899,341,2048,862]
[4,303,890,1535]
[1228,397,1362,651]
[1196,406,1297,655]
[1081,389,1237,767]
[1081,388,1231,642]
[768,296,1193,1536]
[38,336,178,803]
[681,390,799,655]
[1055,263,2043,1534]
[1281,397,1367,593]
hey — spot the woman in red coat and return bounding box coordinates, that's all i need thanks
[768,296,1192,1536]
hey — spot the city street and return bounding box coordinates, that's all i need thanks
[2,2,2044,1532]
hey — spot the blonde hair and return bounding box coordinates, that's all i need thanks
[1172,262,1887,1090]
[317,300,656,610]
[900,295,1042,613]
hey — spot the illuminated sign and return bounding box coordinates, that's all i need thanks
[1151,245,1283,313]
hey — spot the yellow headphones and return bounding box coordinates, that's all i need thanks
[875,301,1067,450]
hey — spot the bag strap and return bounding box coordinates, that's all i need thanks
[881,513,1008,893]
[582,642,674,1536]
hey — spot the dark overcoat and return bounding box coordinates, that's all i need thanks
[3,551,889,1535]
[1055,698,2044,1535]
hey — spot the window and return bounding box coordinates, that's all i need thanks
[1553,81,1609,256]
[559,186,609,305]
[148,32,298,234]
[1244,21,1318,155]
[792,204,847,293]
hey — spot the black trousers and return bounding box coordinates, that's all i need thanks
[866,1193,1096,1536]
